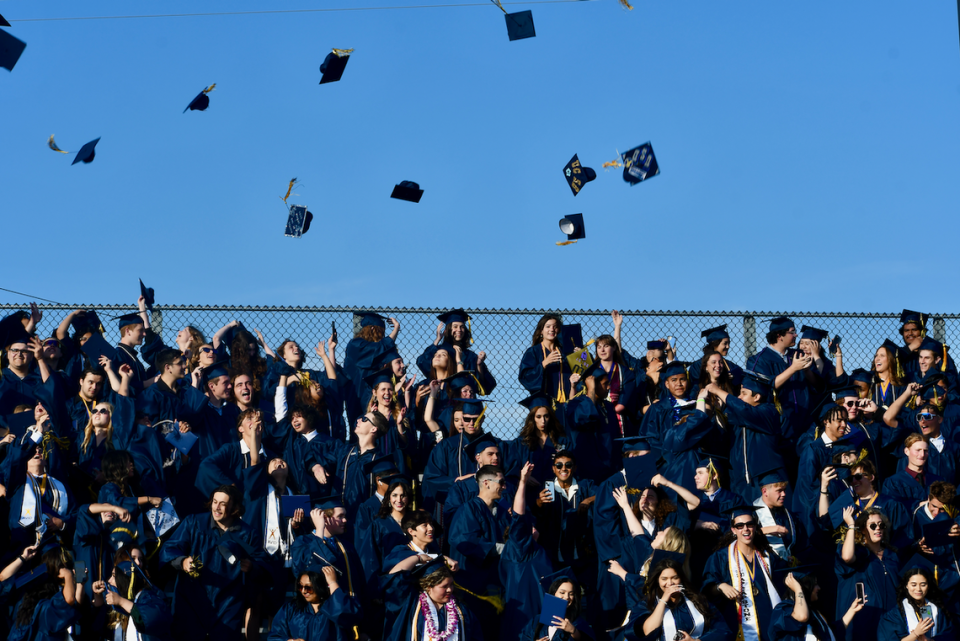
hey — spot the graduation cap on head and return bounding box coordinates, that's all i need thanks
[202,359,231,383]
[363,368,394,389]
[519,392,552,411]
[741,370,772,397]
[623,454,657,491]
[437,309,469,325]
[355,311,386,329]
[919,337,945,354]
[0,28,26,72]
[833,387,859,401]
[538,567,577,594]
[818,402,841,421]
[900,309,929,328]
[0,313,30,348]
[751,463,789,488]
[648,549,686,571]
[380,472,411,486]
[850,368,872,385]
[621,143,659,185]
[448,371,483,395]
[503,9,535,41]
[183,84,215,113]
[108,524,138,552]
[660,361,687,380]
[457,397,489,416]
[768,316,794,333]
[71,138,100,165]
[316,494,344,510]
[721,501,757,524]
[900,554,940,580]
[695,450,728,483]
[80,332,119,365]
[411,556,449,581]
[701,325,729,343]
[616,435,655,453]
[284,204,314,238]
[319,48,352,84]
[647,340,667,350]
[70,310,103,335]
[117,312,143,329]
[562,154,596,196]
[800,326,828,342]
[139,279,155,308]
[557,214,585,245]
[374,349,402,370]
[391,181,423,203]
[464,432,499,459]
[363,458,400,479]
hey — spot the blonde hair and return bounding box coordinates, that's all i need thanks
[641,526,692,578]
[80,402,114,454]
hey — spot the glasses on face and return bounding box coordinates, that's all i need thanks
[868,522,886,531]
[359,416,371,424]
[8,348,28,356]
[298,583,314,593]
[92,408,110,416]
[732,521,757,531]
[200,347,215,354]
[42,339,61,348]
[851,473,864,482]
[843,401,857,408]
[918,413,935,421]
[554,462,574,470]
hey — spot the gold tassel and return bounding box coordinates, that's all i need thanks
[602,159,623,170]
[708,460,721,489]
[556,240,578,246]
[454,582,505,614]
[942,345,948,373]
[467,316,474,346]
[47,135,69,153]
[281,177,299,204]
[331,48,354,57]
[41,431,71,460]
[490,0,508,15]
[772,389,782,414]
[202,83,216,95]
[618,0,634,8]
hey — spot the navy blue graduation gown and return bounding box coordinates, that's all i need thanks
[5,470,77,546]
[447,496,509,594]
[498,511,555,641]
[534,478,598,566]
[834,545,899,640]
[883,468,944,513]
[358,516,407,598]
[158,513,268,640]
[443,477,515,531]
[723,396,784,503]
[195,441,276,500]
[379,568,483,641]
[278,429,331,500]
[520,614,595,641]
[565,395,622,483]
[519,344,573,426]
[703,546,786,640]
[72,505,115,601]
[417,343,498,395]
[661,408,726,497]
[119,587,174,641]
[894,436,960,485]
[316,442,403,521]
[633,597,732,641]
[343,335,396,425]
[878,603,953,641]
[746,347,812,441]
[135,380,208,427]
[115,342,148,391]
[7,592,78,641]
[267,593,363,641]
[289,533,367,606]
[0,366,42,414]
[769,600,843,641]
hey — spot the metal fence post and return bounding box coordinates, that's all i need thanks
[743,315,757,361]
[934,316,945,343]
[151,309,163,336]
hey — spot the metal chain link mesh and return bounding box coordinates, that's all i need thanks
[4,304,956,439]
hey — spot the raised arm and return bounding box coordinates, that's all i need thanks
[514,462,534,516]
[840,506,857,564]
[56,310,85,341]
[387,317,400,341]
[211,320,239,349]
[612,310,623,350]
[424,381,442,434]
[883,384,919,428]
[653,474,700,512]
[315,340,336,379]
[254,329,276,359]
[612,486,645,537]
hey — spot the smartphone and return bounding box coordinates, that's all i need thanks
[829,335,841,356]
[666,336,676,349]
[331,321,338,344]
[74,561,88,585]
[544,481,556,501]
[855,582,865,602]
[919,605,933,620]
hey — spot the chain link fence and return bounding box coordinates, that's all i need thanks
[2,304,957,439]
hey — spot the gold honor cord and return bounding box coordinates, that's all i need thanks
[48,135,69,153]
[203,83,216,95]
[331,48,354,57]
[281,178,299,204]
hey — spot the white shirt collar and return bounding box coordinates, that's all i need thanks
[554,479,579,500]
[239,441,266,456]
[303,430,318,442]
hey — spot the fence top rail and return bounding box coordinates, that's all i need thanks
[0,303,957,319]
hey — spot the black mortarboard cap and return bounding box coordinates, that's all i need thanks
[139,279,155,308]
[519,392,552,410]
[410,556,448,581]
[458,398,489,416]
[900,554,939,579]
[701,325,729,342]
[538,567,577,594]
[850,368,872,385]
[391,181,423,203]
[648,549,686,570]
[437,309,469,324]
[562,154,596,196]
[15,564,49,590]
[71,310,103,335]
[504,10,535,41]
[319,49,350,84]
[721,501,756,522]
[356,311,387,329]
[558,214,585,242]
[768,316,794,333]
[202,359,231,382]
[696,449,728,470]
[751,463,789,488]
[108,524,138,551]
[374,349,403,369]
[921,520,954,548]
[363,458,400,477]
[117,312,143,329]
[80,331,119,364]
[0,312,30,348]
[560,323,584,351]
[800,326,828,342]
[0,29,26,72]
[621,143,659,185]
[919,337,945,354]
[0,14,11,27]
[183,89,210,113]
[647,340,666,350]
[900,309,928,327]
[316,493,343,510]
[882,338,901,354]
[218,538,254,565]
[3,410,36,438]
[464,432,499,459]
[660,361,687,380]
[284,204,314,238]
[833,387,859,401]
[624,454,657,490]
[71,138,100,165]
[364,367,394,389]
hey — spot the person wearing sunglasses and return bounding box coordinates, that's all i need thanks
[884,433,945,514]
[703,503,787,641]
[885,387,959,481]
[878,562,955,641]
[268,567,359,641]
[838,507,900,638]
[534,449,597,568]
[820,458,911,550]
[91,547,172,641]
[76,401,117,484]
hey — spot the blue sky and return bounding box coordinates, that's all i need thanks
[1,1,958,313]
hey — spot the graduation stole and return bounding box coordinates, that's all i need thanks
[412,596,465,641]
[726,543,779,641]
[903,599,938,638]
[659,597,705,641]
[752,497,794,561]
[803,610,836,641]
[19,472,69,527]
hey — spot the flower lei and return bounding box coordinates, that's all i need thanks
[418,592,460,641]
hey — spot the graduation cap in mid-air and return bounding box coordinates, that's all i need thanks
[623,454,658,491]
[72,138,100,165]
[139,279,155,308]
[391,181,423,203]
[0,14,11,27]
[183,84,216,113]
[621,143,659,185]
[0,28,26,72]
[320,48,352,84]
[284,204,314,238]
[504,9,536,41]
[557,214,585,246]
[563,154,596,196]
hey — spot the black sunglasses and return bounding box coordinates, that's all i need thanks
[868,522,886,531]
[200,347,215,354]
[359,416,371,424]
[92,408,110,415]
[851,473,864,481]
[732,521,757,530]
[554,462,574,470]
[298,583,313,592]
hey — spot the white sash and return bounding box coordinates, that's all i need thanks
[265,485,291,556]
[19,473,69,528]
[727,542,780,641]
[902,598,938,638]
[660,596,705,641]
[753,497,793,561]
[805,611,836,641]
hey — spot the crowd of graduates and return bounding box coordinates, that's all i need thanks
[2,299,960,641]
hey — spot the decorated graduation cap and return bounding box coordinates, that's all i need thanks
[768,316,794,333]
[701,325,729,343]
[108,523,138,552]
[0,28,27,72]
[355,311,387,329]
[623,454,657,491]
[284,205,313,238]
[465,432,499,459]
[519,392,551,410]
[80,332,119,365]
[800,326,828,342]
[71,138,100,165]
[363,367,394,389]
[557,214,585,245]
[139,279,155,308]
[539,567,577,594]
[647,340,667,350]
[660,361,687,379]
[117,312,143,329]
[391,181,423,203]
[620,143,659,185]
[183,84,215,112]
[850,368,872,385]
[562,154,596,196]
[319,48,352,84]
[900,309,929,328]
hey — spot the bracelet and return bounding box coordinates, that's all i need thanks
[18,555,26,563]
[820,491,830,495]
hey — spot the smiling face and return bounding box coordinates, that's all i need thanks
[839,395,859,420]
[354,413,379,439]
[664,374,689,399]
[198,345,216,367]
[732,515,757,545]
[449,322,466,342]
[906,573,928,602]
[865,513,885,543]
[761,483,786,508]
[554,456,574,482]
[554,581,576,607]
[715,337,731,356]
[233,374,253,405]
[706,354,723,378]
[428,577,455,605]
[902,322,922,348]
[542,319,559,342]
[850,466,874,494]
[874,347,889,373]
[389,485,409,513]
[905,440,929,469]
[462,413,480,435]
[918,410,942,438]
[207,375,233,401]
[657,568,682,600]
[410,521,434,546]
[918,350,938,374]
[298,574,321,604]
[824,415,847,441]
[210,491,235,525]
[7,342,31,369]
[375,382,393,405]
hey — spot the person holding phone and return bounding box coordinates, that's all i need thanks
[519,569,594,641]
[878,564,954,641]
[268,567,361,641]
[631,557,730,641]
[534,449,597,568]
[768,568,865,640]
[837,507,900,638]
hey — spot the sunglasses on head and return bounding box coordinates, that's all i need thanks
[554,461,574,470]
[868,522,886,531]
[92,408,110,415]
[732,521,757,530]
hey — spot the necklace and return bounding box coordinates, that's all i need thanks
[419,592,460,640]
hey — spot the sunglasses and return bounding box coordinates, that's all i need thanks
[554,462,574,470]
[42,339,61,348]
[851,473,865,482]
[917,413,936,421]
[359,416,371,424]
[843,401,858,408]
[298,583,314,593]
[732,521,757,530]
[868,522,886,531]
[92,408,110,416]
[200,347,215,354]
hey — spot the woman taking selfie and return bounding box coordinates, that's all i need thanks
[877,564,953,641]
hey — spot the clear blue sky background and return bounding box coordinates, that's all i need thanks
[2,0,958,313]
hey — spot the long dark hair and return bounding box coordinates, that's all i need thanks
[631,486,677,529]
[229,329,266,388]
[14,549,72,627]
[531,314,562,347]
[294,571,331,611]
[897,567,949,616]
[376,480,412,519]
[594,335,627,367]
[643,559,713,625]
[442,324,472,349]
[532,577,582,638]
[518,405,563,451]
[101,450,137,493]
